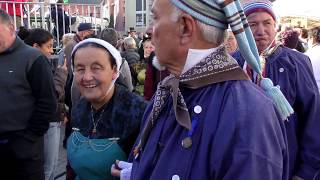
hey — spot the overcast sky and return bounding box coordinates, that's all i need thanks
[273,0,320,18]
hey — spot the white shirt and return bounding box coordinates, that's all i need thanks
[305,44,320,93]
[182,47,218,74]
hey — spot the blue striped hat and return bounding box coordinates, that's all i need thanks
[171,0,261,78]
[241,0,276,20]
[170,0,294,120]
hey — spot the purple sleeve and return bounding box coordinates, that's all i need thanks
[294,55,320,179]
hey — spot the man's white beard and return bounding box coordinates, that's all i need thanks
[152,56,166,71]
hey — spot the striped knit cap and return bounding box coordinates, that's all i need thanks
[170,0,294,120]
[170,0,261,72]
[241,0,276,20]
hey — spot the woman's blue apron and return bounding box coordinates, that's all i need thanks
[67,131,126,180]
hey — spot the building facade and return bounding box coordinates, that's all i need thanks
[124,0,153,34]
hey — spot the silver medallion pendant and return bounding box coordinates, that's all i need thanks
[182,137,192,149]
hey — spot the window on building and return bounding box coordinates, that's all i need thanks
[136,0,146,27]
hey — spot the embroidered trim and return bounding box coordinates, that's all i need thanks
[180,47,239,82]
[134,46,248,159]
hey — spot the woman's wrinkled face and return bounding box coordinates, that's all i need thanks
[73,46,117,107]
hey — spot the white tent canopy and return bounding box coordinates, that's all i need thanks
[273,0,320,18]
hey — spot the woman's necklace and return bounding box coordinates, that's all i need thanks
[90,105,106,134]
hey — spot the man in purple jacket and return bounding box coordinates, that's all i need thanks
[233,0,320,179]
[112,0,290,179]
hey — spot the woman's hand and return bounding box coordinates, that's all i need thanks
[110,160,132,180]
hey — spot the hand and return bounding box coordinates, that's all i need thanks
[110,160,132,180]
[58,57,67,71]
[63,116,69,125]
[110,163,120,177]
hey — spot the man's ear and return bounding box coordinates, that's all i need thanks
[7,23,15,36]
[178,14,195,45]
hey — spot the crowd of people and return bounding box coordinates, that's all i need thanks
[0,0,320,179]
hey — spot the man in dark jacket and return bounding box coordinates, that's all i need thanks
[121,37,140,87]
[51,0,70,40]
[0,9,57,180]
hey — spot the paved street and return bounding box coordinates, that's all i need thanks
[55,125,67,180]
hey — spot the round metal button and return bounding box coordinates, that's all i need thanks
[172,175,180,180]
[193,105,202,114]
[182,137,192,149]
[279,68,284,73]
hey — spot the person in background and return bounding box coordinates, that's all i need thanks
[292,28,307,53]
[138,26,153,58]
[280,29,299,50]
[128,27,140,48]
[67,38,146,179]
[56,33,74,149]
[112,0,289,179]
[137,31,145,48]
[224,29,238,54]
[57,33,75,68]
[134,37,156,96]
[51,0,70,40]
[121,37,141,88]
[143,38,170,100]
[62,33,75,46]
[297,28,309,52]
[64,23,95,74]
[234,0,320,179]
[142,38,155,61]
[305,27,320,93]
[19,27,68,180]
[100,27,133,92]
[0,9,57,180]
[83,33,98,39]
[116,38,125,52]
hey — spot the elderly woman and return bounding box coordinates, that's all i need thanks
[67,38,147,180]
